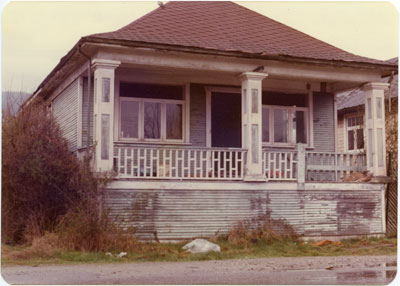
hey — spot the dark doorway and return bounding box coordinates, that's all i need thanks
[211,92,241,148]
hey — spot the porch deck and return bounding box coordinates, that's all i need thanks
[113,144,367,183]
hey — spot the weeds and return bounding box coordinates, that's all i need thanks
[222,215,298,248]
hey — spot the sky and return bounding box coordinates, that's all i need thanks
[1,0,399,93]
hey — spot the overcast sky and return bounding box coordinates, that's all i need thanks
[2,1,399,93]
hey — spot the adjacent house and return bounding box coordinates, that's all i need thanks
[29,1,397,240]
[337,58,398,154]
[336,57,398,236]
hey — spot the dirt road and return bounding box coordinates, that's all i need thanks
[2,255,397,285]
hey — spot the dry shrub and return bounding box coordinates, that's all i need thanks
[226,215,298,247]
[2,98,81,243]
[2,97,136,252]
[6,232,63,260]
[56,205,138,252]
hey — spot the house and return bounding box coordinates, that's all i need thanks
[336,57,398,236]
[29,1,397,240]
[336,58,398,154]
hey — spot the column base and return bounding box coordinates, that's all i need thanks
[370,176,392,184]
[243,174,267,182]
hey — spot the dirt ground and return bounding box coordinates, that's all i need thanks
[2,255,397,285]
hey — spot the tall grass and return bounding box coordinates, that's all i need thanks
[221,214,299,248]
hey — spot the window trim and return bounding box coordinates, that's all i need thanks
[119,96,186,143]
[262,104,309,147]
[344,113,365,153]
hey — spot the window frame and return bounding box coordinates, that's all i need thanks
[119,96,185,143]
[344,113,364,153]
[262,104,309,147]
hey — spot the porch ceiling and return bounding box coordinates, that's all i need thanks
[116,65,323,94]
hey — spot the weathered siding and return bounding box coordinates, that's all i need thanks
[303,191,382,236]
[82,77,94,147]
[190,84,207,146]
[313,92,335,152]
[103,182,384,240]
[52,79,79,151]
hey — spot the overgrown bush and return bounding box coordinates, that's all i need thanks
[2,99,81,243]
[223,214,298,248]
[1,98,121,250]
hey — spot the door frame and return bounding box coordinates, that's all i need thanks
[204,86,241,148]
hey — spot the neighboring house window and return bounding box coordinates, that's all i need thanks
[262,105,308,146]
[346,115,364,151]
[119,83,184,142]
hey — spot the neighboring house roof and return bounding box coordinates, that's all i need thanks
[337,58,398,112]
[90,1,386,65]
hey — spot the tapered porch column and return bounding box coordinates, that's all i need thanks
[92,59,120,172]
[361,82,389,177]
[239,72,268,181]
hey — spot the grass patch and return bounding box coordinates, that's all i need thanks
[2,236,396,266]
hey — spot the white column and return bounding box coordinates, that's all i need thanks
[239,72,268,181]
[361,82,389,177]
[92,59,120,172]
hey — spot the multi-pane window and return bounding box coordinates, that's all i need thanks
[262,105,308,145]
[119,83,184,142]
[346,115,364,151]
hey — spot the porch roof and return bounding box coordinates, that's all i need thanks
[90,1,388,66]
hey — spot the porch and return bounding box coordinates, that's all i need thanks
[86,54,388,182]
[113,143,366,183]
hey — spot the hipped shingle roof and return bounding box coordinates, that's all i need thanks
[90,1,387,65]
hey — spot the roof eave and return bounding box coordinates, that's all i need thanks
[31,36,398,100]
[85,36,398,72]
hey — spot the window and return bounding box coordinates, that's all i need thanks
[346,115,364,151]
[262,105,308,145]
[119,83,185,142]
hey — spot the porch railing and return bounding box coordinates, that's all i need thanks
[113,144,367,182]
[305,151,367,182]
[113,145,247,180]
[262,150,298,181]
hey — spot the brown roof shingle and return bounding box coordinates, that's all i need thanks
[90,1,387,65]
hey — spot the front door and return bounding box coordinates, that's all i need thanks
[211,92,241,148]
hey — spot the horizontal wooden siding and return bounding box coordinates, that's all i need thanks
[52,79,79,151]
[103,186,383,240]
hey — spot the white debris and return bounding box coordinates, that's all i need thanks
[182,239,221,254]
[117,252,127,258]
[105,252,113,257]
